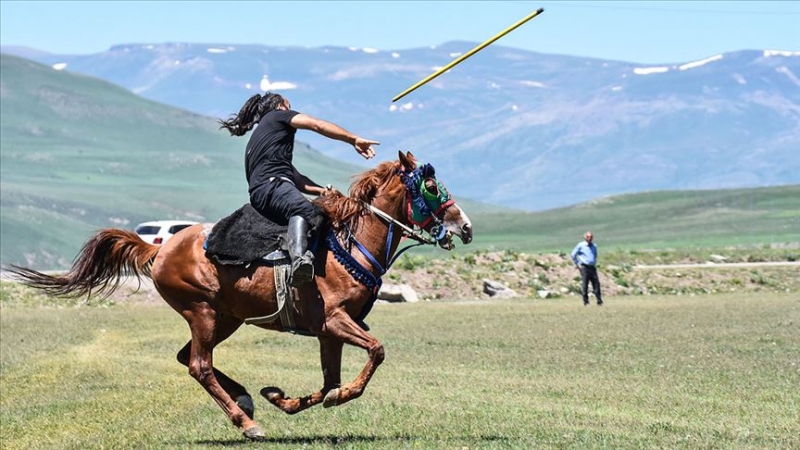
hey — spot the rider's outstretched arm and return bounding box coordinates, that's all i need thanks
[290,114,379,159]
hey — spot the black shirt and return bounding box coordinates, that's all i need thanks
[244,109,300,194]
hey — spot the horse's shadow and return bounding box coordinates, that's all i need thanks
[195,433,510,446]
[195,434,400,446]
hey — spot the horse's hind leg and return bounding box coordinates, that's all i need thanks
[176,313,255,419]
[262,336,343,414]
[182,306,265,440]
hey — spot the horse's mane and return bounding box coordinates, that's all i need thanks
[314,160,404,231]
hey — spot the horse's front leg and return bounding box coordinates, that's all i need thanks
[261,336,343,414]
[319,309,385,408]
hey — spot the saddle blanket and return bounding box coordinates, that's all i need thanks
[204,203,325,265]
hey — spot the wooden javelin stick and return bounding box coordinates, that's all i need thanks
[392,7,545,102]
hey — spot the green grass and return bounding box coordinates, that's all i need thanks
[0,54,366,266]
[2,291,798,449]
[467,185,800,254]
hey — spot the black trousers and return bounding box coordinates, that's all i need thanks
[579,264,603,304]
[249,179,315,226]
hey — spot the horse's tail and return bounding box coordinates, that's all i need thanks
[7,229,160,299]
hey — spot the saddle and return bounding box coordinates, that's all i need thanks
[203,204,326,334]
[204,203,326,266]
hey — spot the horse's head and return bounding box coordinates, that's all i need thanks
[398,151,473,250]
[319,151,473,250]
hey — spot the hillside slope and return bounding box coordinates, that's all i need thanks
[6,43,799,210]
[0,54,363,267]
[2,54,798,270]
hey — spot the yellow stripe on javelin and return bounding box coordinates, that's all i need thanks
[392,7,545,103]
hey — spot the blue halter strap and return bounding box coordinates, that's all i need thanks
[345,222,427,275]
[326,228,382,323]
[325,162,451,323]
[326,221,429,324]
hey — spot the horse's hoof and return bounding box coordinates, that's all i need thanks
[260,387,285,404]
[322,388,339,408]
[235,394,255,419]
[243,425,266,440]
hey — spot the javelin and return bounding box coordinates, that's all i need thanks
[392,7,545,102]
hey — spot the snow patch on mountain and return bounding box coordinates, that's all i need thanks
[679,54,723,71]
[520,80,545,88]
[764,50,800,58]
[634,66,669,75]
[207,47,231,54]
[776,66,800,87]
[259,75,296,91]
[389,102,416,112]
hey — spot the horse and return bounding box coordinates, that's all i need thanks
[8,151,473,440]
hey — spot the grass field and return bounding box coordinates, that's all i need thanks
[1,291,798,449]
[465,185,800,254]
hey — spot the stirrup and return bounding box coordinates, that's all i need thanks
[290,257,314,287]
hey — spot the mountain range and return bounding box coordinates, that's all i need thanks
[0,53,510,268]
[0,54,355,268]
[4,42,799,210]
[2,52,798,269]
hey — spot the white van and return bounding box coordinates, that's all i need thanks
[134,220,198,245]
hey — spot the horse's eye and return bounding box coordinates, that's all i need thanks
[424,179,438,195]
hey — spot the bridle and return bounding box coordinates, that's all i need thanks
[337,162,455,276]
[399,163,455,240]
[325,162,456,325]
[361,202,436,246]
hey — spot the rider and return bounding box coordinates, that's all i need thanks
[219,92,379,287]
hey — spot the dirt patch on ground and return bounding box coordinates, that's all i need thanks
[91,253,800,304]
[6,252,795,307]
[382,251,799,301]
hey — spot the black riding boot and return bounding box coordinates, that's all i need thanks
[287,216,314,287]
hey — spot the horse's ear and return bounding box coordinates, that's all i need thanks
[398,151,416,171]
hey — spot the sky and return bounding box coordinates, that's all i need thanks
[1,1,798,64]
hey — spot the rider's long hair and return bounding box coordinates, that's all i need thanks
[218,92,285,136]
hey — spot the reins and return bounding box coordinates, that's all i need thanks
[341,201,436,276]
[328,198,437,326]
[323,158,456,325]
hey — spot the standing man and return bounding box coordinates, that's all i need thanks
[570,231,603,306]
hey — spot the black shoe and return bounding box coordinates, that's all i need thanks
[290,254,314,287]
[583,302,589,307]
[597,301,604,306]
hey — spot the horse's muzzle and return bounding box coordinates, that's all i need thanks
[438,223,472,250]
[460,223,473,244]
[438,231,455,250]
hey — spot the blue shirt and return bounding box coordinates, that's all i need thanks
[571,241,597,267]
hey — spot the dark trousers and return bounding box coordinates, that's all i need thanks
[249,179,315,226]
[579,264,603,304]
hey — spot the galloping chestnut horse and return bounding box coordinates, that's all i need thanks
[9,151,472,440]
